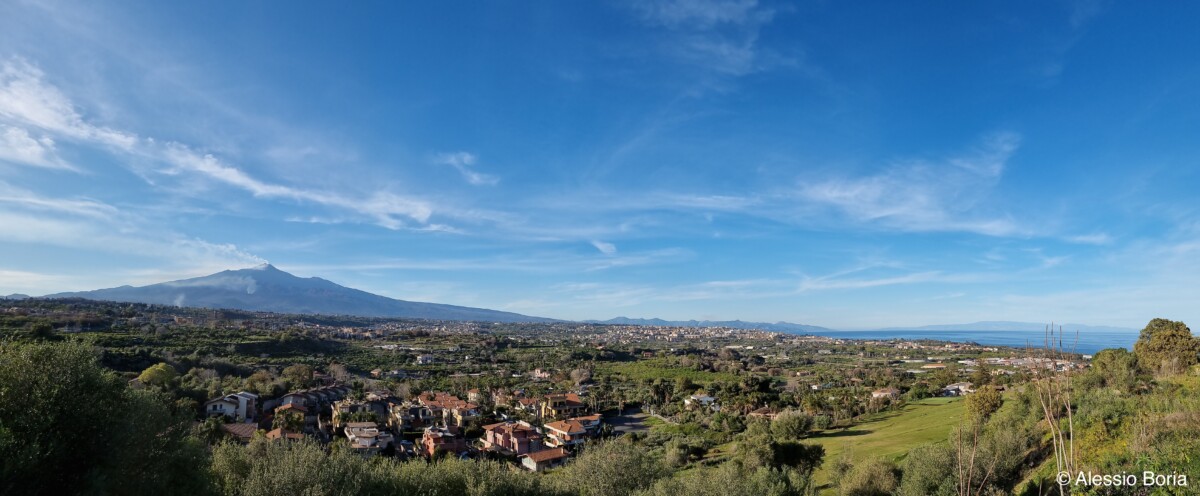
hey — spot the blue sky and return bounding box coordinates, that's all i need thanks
[1,0,1199,329]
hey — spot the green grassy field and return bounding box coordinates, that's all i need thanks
[809,397,967,490]
[594,358,742,383]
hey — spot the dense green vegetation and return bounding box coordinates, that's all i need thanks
[4,301,1199,495]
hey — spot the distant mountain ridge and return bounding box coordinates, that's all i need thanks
[587,316,833,333]
[874,320,1138,333]
[45,264,555,323]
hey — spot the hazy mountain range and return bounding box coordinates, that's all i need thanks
[24,266,1132,333]
[873,321,1138,333]
[587,317,832,333]
[45,264,555,323]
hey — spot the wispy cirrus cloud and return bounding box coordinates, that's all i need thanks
[1064,233,1112,245]
[0,57,136,150]
[0,187,265,293]
[590,240,618,256]
[0,56,439,231]
[631,0,780,77]
[0,125,74,170]
[437,152,499,186]
[160,144,433,228]
[794,132,1023,236]
[0,181,117,220]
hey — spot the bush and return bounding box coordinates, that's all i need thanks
[548,439,668,496]
[838,457,898,496]
[770,409,813,440]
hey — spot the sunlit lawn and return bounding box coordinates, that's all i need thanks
[809,396,967,491]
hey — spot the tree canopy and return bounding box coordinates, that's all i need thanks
[0,341,208,496]
[1133,318,1200,375]
[138,362,179,386]
[965,385,1003,422]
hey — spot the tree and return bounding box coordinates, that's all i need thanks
[771,409,814,440]
[570,368,592,386]
[897,443,956,496]
[970,364,991,387]
[28,322,56,340]
[965,386,1003,422]
[328,363,350,383]
[345,411,379,424]
[838,457,898,496]
[906,383,931,400]
[640,461,817,496]
[1081,348,1141,393]
[282,364,314,388]
[274,411,305,433]
[548,439,668,496]
[675,376,694,394]
[1133,318,1200,376]
[0,341,210,495]
[138,362,179,387]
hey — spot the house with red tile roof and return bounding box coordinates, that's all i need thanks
[219,422,258,443]
[520,447,570,472]
[421,425,467,459]
[418,391,480,427]
[539,393,586,419]
[543,419,588,448]
[265,428,304,442]
[481,421,543,455]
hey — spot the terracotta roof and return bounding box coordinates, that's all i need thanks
[523,447,570,463]
[266,428,304,440]
[221,422,258,440]
[486,421,537,434]
[545,420,586,435]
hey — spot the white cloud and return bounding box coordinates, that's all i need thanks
[0,269,69,292]
[0,57,439,231]
[437,151,499,186]
[0,209,264,278]
[0,181,117,221]
[630,0,780,77]
[635,0,764,29]
[795,132,1023,236]
[1064,233,1112,245]
[0,57,136,150]
[590,240,618,255]
[0,183,264,294]
[161,144,433,228]
[798,271,946,292]
[0,125,74,170]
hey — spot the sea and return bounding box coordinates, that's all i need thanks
[797,329,1138,355]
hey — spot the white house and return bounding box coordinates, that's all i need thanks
[684,394,718,411]
[942,382,974,396]
[204,391,259,421]
[346,422,394,458]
